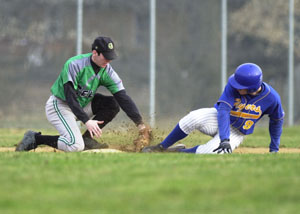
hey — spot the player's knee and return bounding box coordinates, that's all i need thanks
[66,137,84,152]
[76,144,85,152]
[179,110,206,134]
[70,142,84,152]
[181,111,198,126]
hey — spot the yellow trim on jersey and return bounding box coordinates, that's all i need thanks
[232,97,264,120]
[230,110,262,119]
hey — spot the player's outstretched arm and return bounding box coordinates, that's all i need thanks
[268,118,283,153]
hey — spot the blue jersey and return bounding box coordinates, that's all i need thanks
[215,82,284,135]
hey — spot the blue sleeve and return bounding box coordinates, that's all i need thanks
[217,102,231,141]
[217,84,237,108]
[269,118,283,152]
[267,85,285,120]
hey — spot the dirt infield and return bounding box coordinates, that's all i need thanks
[1,146,300,154]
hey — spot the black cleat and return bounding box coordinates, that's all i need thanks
[142,144,165,153]
[166,144,186,152]
[15,131,39,151]
[142,143,186,153]
[83,137,109,150]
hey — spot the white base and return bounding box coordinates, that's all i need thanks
[82,149,124,153]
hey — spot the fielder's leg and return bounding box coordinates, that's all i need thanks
[16,96,84,152]
[45,95,85,152]
[16,130,60,152]
[15,131,41,151]
[82,93,120,138]
[81,93,120,150]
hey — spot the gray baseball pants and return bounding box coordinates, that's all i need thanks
[45,95,94,152]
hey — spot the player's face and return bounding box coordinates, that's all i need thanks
[249,87,262,96]
[237,89,248,95]
[92,51,111,68]
[237,87,262,96]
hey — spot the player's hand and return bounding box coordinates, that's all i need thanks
[138,123,146,131]
[213,140,232,154]
[85,120,104,138]
[133,123,152,152]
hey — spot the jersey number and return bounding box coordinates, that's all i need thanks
[243,120,254,130]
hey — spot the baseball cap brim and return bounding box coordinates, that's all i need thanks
[102,51,117,60]
[228,74,248,90]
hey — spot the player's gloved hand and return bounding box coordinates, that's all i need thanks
[85,120,104,138]
[213,140,232,154]
[133,123,152,152]
[138,123,146,131]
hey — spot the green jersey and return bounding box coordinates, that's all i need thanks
[51,53,124,107]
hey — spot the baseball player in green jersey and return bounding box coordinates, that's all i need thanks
[16,36,148,152]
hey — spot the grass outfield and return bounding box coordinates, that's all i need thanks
[1,153,300,214]
[0,126,299,213]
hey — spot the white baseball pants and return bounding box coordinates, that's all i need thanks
[179,108,245,154]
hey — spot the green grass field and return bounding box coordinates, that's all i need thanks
[0,126,300,213]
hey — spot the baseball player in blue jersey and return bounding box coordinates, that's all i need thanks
[143,63,284,154]
[16,36,150,152]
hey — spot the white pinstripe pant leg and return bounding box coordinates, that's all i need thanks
[179,108,245,154]
[179,108,219,136]
[195,127,244,154]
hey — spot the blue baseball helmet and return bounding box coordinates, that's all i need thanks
[228,63,263,93]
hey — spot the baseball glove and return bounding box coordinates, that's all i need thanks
[133,124,152,152]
